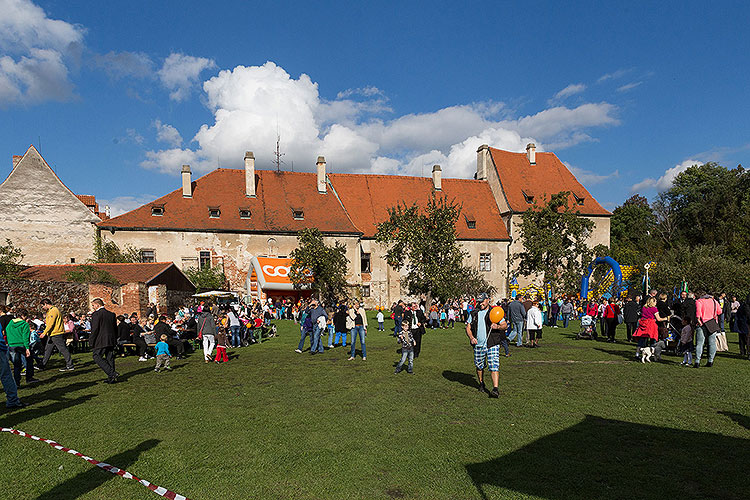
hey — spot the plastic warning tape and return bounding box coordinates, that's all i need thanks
[1,427,191,500]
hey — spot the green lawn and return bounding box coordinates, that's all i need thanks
[2,315,749,500]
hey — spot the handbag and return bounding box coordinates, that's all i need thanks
[702,300,720,335]
[715,331,729,352]
[617,313,624,324]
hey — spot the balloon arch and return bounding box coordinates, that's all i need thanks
[580,256,623,299]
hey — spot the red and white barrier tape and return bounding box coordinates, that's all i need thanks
[1,427,191,500]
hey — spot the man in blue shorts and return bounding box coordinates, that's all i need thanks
[465,293,508,398]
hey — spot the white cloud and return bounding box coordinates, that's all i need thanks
[630,159,701,192]
[93,51,153,80]
[154,119,182,147]
[617,81,642,92]
[142,60,620,179]
[565,162,619,185]
[550,83,586,103]
[597,68,631,83]
[0,0,84,105]
[157,52,216,101]
[98,195,159,217]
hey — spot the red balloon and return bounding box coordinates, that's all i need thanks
[489,306,505,323]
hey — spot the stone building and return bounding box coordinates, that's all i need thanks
[98,144,609,305]
[0,145,107,265]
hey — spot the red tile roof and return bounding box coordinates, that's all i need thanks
[489,147,610,216]
[19,262,183,285]
[328,174,510,240]
[75,194,96,207]
[99,169,361,235]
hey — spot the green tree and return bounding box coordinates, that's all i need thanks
[64,265,119,284]
[0,238,24,279]
[184,265,227,292]
[289,228,349,302]
[513,191,595,295]
[375,194,494,308]
[92,233,141,263]
[610,194,657,265]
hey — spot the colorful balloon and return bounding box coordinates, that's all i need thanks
[489,306,504,323]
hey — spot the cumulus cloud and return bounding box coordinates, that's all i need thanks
[597,68,632,83]
[157,52,216,101]
[154,119,182,147]
[98,195,160,217]
[549,83,586,103]
[565,162,619,185]
[617,81,642,92]
[142,60,620,179]
[0,0,84,105]
[93,50,153,80]
[630,159,701,192]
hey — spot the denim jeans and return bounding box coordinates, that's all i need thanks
[394,316,402,337]
[396,348,413,371]
[0,343,21,407]
[507,321,525,346]
[327,325,336,346]
[334,330,348,346]
[230,326,241,347]
[311,325,325,353]
[695,325,717,364]
[562,314,570,329]
[9,346,34,385]
[378,321,384,331]
[350,325,366,358]
[718,313,725,333]
[298,328,312,351]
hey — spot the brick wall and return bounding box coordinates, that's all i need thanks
[0,279,88,316]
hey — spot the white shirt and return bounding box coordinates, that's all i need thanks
[526,306,543,330]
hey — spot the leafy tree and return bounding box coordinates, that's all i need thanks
[513,191,595,295]
[184,265,227,292]
[610,194,657,265]
[289,228,349,303]
[0,238,24,279]
[64,265,118,284]
[375,194,494,308]
[92,233,141,263]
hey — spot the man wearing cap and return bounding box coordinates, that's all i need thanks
[309,299,327,354]
[466,293,508,398]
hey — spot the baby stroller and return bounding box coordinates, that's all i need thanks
[577,315,597,340]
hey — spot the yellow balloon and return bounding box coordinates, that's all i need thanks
[489,306,505,323]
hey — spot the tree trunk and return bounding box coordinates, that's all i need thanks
[425,291,433,312]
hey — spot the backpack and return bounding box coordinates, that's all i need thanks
[302,314,313,332]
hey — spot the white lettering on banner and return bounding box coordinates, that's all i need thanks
[262,265,290,277]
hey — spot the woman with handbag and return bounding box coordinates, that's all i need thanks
[603,298,621,343]
[632,297,665,356]
[694,291,722,368]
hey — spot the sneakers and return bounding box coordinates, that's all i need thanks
[362,357,366,361]
[59,367,74,372]
[294,349,302,353]
[407,368,413,374]
[394,367,402,374]
[705,361,713,367]
[154,368,160,373]
[489,387,500,398]
[347,356,354,361]
[478,383,488,394]
[693,362,700,368]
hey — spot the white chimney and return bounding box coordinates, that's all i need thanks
[12,155,22,169]
[432,164,442,191]
[245,151,256,198]
[181,164,192,198]
[316,156,327,193]
[526,143,536,165]
[105,205,111,218]
[476,144,490,180]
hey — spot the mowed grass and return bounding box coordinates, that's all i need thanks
[1,313,749,500]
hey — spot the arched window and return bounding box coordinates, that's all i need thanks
[267,238,278,256]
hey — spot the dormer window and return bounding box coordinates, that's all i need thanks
[209,207,221,218]
[151,205,164,216]
[464,214,476,229]
[573,193,585,206]
[522,191,535,204]
[293,209,304,220]
[239,208,251,219]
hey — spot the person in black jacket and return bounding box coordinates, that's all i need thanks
[89,298,119,383]
[153,315,185,359]
[623,296,641,342]
[403,302,426,358]
[465,293,508,398]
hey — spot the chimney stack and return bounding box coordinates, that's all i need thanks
[432,164,442,191]
[181,165,192,198]
[244,151,256,198]
[476,144,490,180]
[526,143,536,165]
[316,156,327,193]
[105,205,111,219]
[12,155,22,169]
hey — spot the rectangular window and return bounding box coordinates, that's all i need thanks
[467,220,476,229]
[361,285,371,297]
[209,207,221,218]
[361,252,371,273]
[479,253,491,272]
[199,251,211,269]
[70,258,76,264]
[293,209,304,220]
[151,206,164,216]
[239,209,251,219]
[140,249,155,263]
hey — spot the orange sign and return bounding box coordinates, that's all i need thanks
[249,256,306,291]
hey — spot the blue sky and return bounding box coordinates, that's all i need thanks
[1,0,749,215]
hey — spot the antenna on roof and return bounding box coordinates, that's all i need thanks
[273,124,285,172]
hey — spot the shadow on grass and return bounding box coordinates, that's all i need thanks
[1,394,96,428]
[442,370,477,389]
[465,415,750,500]
[35,439,160,500]
[719,411,750,431]
[593,347,637,361]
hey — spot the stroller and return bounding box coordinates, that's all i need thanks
[577,315,597,340]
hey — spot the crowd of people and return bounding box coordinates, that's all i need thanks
[2,287,749,409]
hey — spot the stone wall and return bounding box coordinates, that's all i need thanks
[0,279,88,316]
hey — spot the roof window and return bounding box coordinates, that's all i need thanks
[293,209,304,220]
[522,191,535,204]
[209,207,221,218]
[573,193,585,206]
[464,214,477,229]
[151,205,164,216]
[239,208,251,219]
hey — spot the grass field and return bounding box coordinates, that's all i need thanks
[2,314,749,500]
